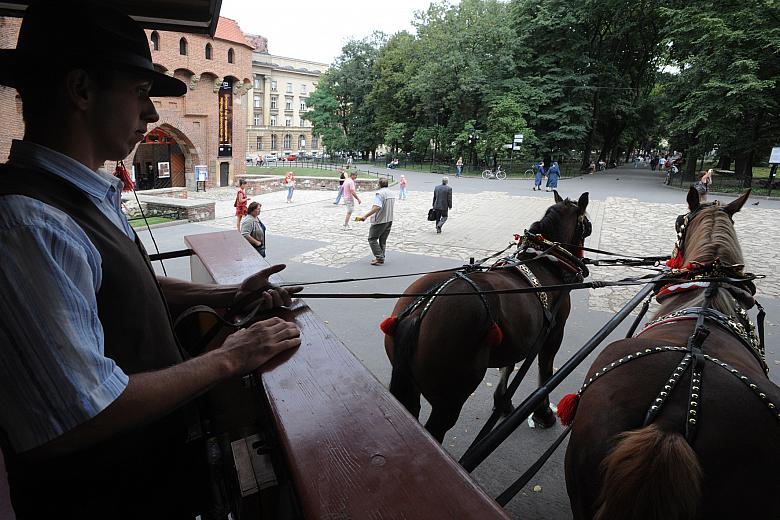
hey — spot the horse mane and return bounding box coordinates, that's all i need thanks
[654,205,745,318]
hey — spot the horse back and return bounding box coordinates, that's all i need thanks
[568,322,780,519]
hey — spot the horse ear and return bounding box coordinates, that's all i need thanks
[553,190,563,203]
[577,192,589,214]
[687,186,700,212]
[723,188,751,217]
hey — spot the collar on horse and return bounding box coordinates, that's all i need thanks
[515,231,590,279]
[558,276,777,443]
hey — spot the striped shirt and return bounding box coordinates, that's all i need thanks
[0,140,131,452]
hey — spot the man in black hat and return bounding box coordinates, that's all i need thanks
[0,1,301,517]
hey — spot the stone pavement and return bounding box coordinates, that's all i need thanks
[187,185,780,312]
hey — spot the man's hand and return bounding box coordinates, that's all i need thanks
[219,317,301,375]
[233,264,303,313]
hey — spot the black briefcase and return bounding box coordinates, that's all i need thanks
[427,208,439,221]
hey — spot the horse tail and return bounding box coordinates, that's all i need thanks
[388,315,422,405]
[594,424,702,520]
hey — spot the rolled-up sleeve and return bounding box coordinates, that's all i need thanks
[0,197,128,452]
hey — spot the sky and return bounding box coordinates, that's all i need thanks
[219,0,450,65]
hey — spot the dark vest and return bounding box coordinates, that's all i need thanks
[0,164,205,519]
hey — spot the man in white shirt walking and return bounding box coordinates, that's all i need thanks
[356,178,395,265]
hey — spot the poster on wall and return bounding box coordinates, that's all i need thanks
[157,161,171,178]
[195,165,208,182]
[130,164,136,183]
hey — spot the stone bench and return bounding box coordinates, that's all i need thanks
[135,194,215,222]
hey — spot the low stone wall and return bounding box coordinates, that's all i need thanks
[136,194,215,222]
[140,187,188,199]
[243,175,380,196]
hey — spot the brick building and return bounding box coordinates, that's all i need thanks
[0,16,256,190]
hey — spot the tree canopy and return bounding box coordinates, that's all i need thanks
[304,0,780,173]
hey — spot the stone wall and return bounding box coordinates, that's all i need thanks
[243,175,380,196]
[136,195,215,222]
[140,187,189,199]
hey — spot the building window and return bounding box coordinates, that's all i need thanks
[254,75,262,90]
[299,135,306,149]
[300,99,307,111]
[312,136,319,148]
[299,119,305,128]
[254,112,261,126]
[300,84,307,94]
[271,80,277,92]
[150,31,160,51]
[285,117,291,127]
[270,96,277,109]
[270,115,277,126]
[205,43,212,59]
[254,95,262,108]
[283,134,291,148]
[256,136,263,150]
[285,98,292,111]
[179,38,188,55]
[227,48,234,63]
[286,82,293,93]
[271,134,277,149]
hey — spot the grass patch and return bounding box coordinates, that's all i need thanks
[129,216,176,227]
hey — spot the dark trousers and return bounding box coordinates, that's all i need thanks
[436,210,448,230]
[368,221,392,260]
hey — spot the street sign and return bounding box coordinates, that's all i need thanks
[770,146,780,165]
[513,133,524,144]
[512,144,522,151]
[502,144,513,149]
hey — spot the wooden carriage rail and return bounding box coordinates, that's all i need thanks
[184,230,510,519]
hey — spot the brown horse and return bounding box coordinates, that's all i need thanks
[383,191,591,442]
[564,187,780,520]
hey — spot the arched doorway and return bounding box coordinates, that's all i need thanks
[133,127,188,190]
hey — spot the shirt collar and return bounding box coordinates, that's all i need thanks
[8,140,120,201]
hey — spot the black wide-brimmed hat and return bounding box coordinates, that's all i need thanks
[0,0,186,97]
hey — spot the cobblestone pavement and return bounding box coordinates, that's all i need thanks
[190,187,780,311]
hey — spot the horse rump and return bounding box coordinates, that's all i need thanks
[595,424,702,520]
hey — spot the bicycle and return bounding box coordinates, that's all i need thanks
[482,165,507,180]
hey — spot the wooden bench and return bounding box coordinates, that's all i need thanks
[431,164,452,175]
[185,231,510,519]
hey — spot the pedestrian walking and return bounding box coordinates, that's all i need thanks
[399,174,407,200]
[533,161,545,190]
[235,178,248,230]
[346,155,353,168]
[283,171,295,203]
[342,171,361,229]
[545,161,560,191]
[0,2,301,517]
[356,178,395,265]
[432,176,453,233]
[455,156,463,177]
[240,201,267,257]
[334,169,346,204]
[694,169,714,201]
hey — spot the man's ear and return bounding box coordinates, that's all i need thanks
[63,68,93,112]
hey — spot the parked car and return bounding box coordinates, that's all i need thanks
[263,154,277,162]
[286,154,297,161]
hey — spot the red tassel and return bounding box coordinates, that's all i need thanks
[113,161,135,192]
[666,250,683,269]
[484,322,504,347]
[380,316,399,335]
[557,393,580,426]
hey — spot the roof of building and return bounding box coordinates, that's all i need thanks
[215,17,253,48]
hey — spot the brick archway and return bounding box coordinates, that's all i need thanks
[128,122,202,190]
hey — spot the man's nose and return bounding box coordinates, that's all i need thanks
[143,99,160,124]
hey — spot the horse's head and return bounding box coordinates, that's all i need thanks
[529,190,591,256]
[671,187,750,268]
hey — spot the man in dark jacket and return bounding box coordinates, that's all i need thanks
[432,176,453,233]
[0,2,300,517]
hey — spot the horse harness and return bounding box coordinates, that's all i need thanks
[571,252,779,442]
[390,232,589,338]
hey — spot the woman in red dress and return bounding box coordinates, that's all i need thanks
[235,178,248,230]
